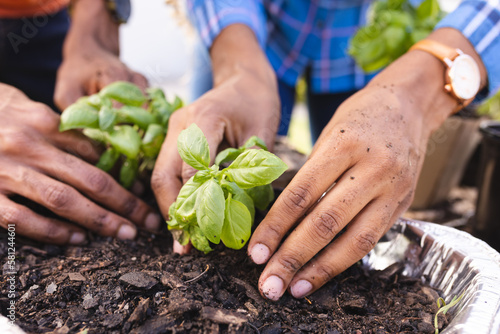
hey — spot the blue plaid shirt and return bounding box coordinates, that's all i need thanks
[188,0,500,97]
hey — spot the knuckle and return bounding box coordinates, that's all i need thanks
[89,213,112,234]
[0,206,22,224]
[352,228,379,254]
[121,195,140,218]
[277,254,303,274]
[151,169,166,194]
[282,184,313,212]
[44,185,72,211]
[311,210,343,242]
[316,265,334,284]
[0,129,33,153]
[86,170,112,194]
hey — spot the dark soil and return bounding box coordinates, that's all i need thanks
[1,228,448,334]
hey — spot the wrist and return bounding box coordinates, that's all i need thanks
[65,0,119,57]
[210,24,276,90]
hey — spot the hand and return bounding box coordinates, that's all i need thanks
[0,84,161,245]
[151,25,280,253]
[246,28,488,301]
[53,0,147,110]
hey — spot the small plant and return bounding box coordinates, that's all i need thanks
[478,91,500,121]
[59,81,183,188]
[349,0,444,72]
[434,293,464,334]
[168,124,287,253]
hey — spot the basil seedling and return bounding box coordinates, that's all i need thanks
[168,124,287,253]
[349,0,443,72]
[59,81,183,188]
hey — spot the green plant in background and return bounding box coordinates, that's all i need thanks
[478,91,500,121]
[349,0,444,72]
[434,293,464,334]
[168,124,287,253]
[59,81,183,188]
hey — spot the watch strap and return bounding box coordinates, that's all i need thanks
[409,40,459,65]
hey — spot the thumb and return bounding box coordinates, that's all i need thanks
[54,76,85,111]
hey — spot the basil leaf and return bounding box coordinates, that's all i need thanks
[59,103,99,131]
[225,149,288,189]
[171,96,184,111]
[142,123,166,157]
[108,125,142,159]
[221,196,252,250]
[245,184,274,211]
[221,180,255,221]
[175,176,207,224]
[383,26,407,58]
[196,179,224,244]
[99,81,146,106]
[119,158,138,189]
[118,105,156,130]
[215,148,243,166]
[189,225,212,254]
[169,228,191,246]
[99,106,117,132]
[193,170,212,183]
[177,124,210,170]
[96,147,120,172]
[242,136,268,150]
[416,0,440,21]
[82,128,108,143]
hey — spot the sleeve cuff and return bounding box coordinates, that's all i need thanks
[436,1,500,98]
[188,0,267,50]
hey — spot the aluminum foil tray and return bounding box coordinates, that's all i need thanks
[364,218,500,334]
[2,219,500,333]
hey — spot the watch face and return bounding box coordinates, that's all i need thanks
[448,54,481,100]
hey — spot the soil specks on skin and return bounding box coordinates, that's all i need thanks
[350,176,355,180]
[340,129,345,133]
[4,228,447,334]
[367,147,370,152]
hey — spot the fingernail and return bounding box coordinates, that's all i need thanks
[261,275,284,301]
[250,243,270,264]
[69,232,86,245]
[117,224,137,240]
[145,213,161,231]
[290,280,313,299]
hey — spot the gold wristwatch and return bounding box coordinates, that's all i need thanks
[409,39,481,111]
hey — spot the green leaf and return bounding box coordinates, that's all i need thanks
[108,125,142,159]
[193,170,212,183]
[221,195,252,250]
[242,136,268,150]
[146,87,166,101]
[175,175,207,225]
[417,0,440,21]
[410,28,431,44]
[225,149,288,189]
[82,128,108,143]
[59,103,99,131]
[189,225,212,254]
[119,158,138,189]
[96,147,120,172]
[99,106,117,132]
[171,96,184,111]
[220,180,255,221]
[383,26,407,58]
[118,105,156,130]
[215,148,243,166]
[196,179,225,244]
[177,124,210,170]
[142,123,166,157]
[169,228,191,246]
[99,81,146,106]
[245,184,274,211]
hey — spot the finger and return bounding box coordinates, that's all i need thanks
[173,240,192,255]
[8,166,138,239]
[54,73,86,111]
[95,65,131,91]
[50,130,102,163]
[255,170,380,301]
[30,145,161,231]
[130,71,149,92]
[248,141,353,264]
[0,195,87,245]
[181,118,225,183]
[288,199,395,298]
[152,113,185,218]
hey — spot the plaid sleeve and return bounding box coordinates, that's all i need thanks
[436,0,500,96]
[187,0,267,49]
